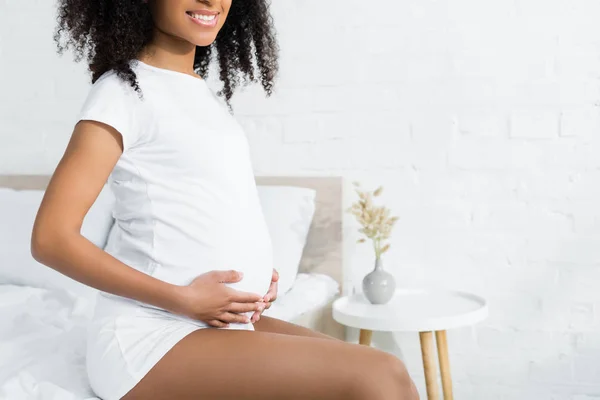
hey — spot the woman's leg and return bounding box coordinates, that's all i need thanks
[254,316,420,399]
[253,315,339,340]
[122,328,419,400]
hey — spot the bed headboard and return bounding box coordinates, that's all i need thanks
[0,175,344,291]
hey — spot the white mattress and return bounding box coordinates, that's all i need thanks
[0,273,338,399]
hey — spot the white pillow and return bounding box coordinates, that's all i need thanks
[256,185,316,295]
[0,186,114,300]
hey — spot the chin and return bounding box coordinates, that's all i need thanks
[188,33,219,47]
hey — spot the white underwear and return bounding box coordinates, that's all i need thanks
[86,293,253,400]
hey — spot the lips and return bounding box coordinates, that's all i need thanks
[186,10,219,27]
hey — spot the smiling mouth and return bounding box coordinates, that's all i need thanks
[186,11,219,27]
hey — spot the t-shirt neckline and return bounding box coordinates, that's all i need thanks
[134,59,206,84]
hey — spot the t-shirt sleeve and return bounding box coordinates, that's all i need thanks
[76,73,143,152]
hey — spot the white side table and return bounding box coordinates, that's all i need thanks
[333,288,488,400]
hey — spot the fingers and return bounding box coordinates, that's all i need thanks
[229,289,264,303]
[263,282,278,303]
[219,312,252,324]
[227,301,266,314]
[213,270,245,284]
[207,320,229,328]
[250,301,269,323]
[272,269,279,282]
[250,299,274,323]
[268,289,277,302]
[250,294,274,323]
[250,311,261,323]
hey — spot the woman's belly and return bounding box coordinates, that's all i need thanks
[156,216,273,296]
[104,230,273,328]
[106,173,275,310]
[151,239,274,299]
[107,214,274,300]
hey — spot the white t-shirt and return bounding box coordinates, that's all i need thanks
[77,60,274,310]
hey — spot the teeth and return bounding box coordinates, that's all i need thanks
[190,13,216,22]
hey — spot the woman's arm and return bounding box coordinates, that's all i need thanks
[31,120,182,312]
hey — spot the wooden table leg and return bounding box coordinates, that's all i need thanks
[435,330,453,400]
[359,329,373,346]
[419,331,439,400]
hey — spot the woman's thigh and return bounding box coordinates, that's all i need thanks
[253,316,339,340]
[122,328,416,400]
[254,317,419,399]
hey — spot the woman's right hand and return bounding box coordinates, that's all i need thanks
[174,270,266,328]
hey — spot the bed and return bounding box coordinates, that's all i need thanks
[0,175,345,399]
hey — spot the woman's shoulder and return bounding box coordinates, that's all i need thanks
[78,69,147,152]
[88,69,139,101]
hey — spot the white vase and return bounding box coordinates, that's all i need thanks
[362,257,396,304]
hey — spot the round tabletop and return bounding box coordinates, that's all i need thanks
[332,288,488,332]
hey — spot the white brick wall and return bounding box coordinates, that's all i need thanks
[2,0,600,398]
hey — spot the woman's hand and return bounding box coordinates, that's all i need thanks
[175,270,266,328]
[251,269,279,323]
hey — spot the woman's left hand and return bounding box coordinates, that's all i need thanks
[251,269,279,323]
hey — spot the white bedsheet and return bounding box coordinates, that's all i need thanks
[0,273,339,400]
[262,273,339,321]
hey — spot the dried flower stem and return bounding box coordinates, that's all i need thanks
[346,182,399,260]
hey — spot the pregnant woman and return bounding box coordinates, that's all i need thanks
[31,1,419,399]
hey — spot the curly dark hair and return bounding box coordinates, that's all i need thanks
[54,0,279,106]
